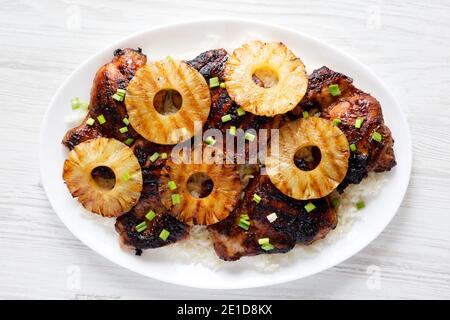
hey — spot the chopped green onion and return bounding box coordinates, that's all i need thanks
[302,111,309,118]
[112,93,124,102]
[166,55,173,61]
[160,152,168,160]
[171,194,181,205]
[149,152,160,162]
[229,126,237,136]
[168,181,177,191]
[356,201,366,210]
[236,107,246,116]
[124,138,134,146]
[112,88,126,102]
[123,117,130,125]
[258,238,270,245]
[159,229,170,241]
[97,114,106,125]
[304,202,316,213]
[135,221,147,233]
[238,221,250,230]
[238,214,251,230]
[145,210,156,221]
[349,143,357,152]
[372,131,382,142]
[267,212,278,223]
[220,82,226,88]
[332,118,342,126]
[209,77,220,88]
[239,219,250,226]
[355,117,365,129]
[122,171,130,181]
[116,89,126,96]
[71,97,80,110]
[328,84,341,96]
[245,132,256,142]
[221,114,232,123]
[119,126,128,133]
[240,214,249,220]
[331,197,340,208]
[252,193,262,204]
[86,118,95,126]
[205,136,216,145]
[261,243,274,251]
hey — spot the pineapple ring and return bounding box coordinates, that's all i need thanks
[225,40,308,116]
[266,117,349,200]
[159,148,243,225]
[63,138,143,217]
[125,59,211,145]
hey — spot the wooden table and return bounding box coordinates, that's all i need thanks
[1,0,449,299]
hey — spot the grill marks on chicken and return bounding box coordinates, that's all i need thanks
[62,48,146,150]
[294,66,396,191]
[208,174,337,261]
[115,139,189,252]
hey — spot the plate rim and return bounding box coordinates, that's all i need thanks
[40,18,412,289]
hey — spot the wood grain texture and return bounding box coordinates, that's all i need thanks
[1,0,449,299]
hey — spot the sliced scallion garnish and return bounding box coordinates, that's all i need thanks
[135,221,147,233]
[159,229,170,241]
[245,132,255,142]
[356,201,365,210]
[328,84,341,96]
[229,126,237,136]
[209,77,220,88]
[149,152,160,162]
[97,114,106,125]
[145,210,156,221]
[304,202,316,213]
[86,118,95,126]
[237,107,246,116]
[171,194,181,205]
[168,181,177,191]
[355,117,365,129]
[372,132,382,142]
[221,114,232,123]
[252,193,261,204]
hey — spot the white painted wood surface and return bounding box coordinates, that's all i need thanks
[0,0,449,299]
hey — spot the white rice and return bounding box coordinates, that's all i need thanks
[167,172,387,272]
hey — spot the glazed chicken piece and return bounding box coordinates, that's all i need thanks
[208,174,337,261]
[115,139,189,253]
[293,66,396,191]
[62,48,146,149]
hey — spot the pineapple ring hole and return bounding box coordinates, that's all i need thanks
[293,146,322,172]
[91,166,116,190]
[252,68,279,88]
[153,89,182,115]
[186,172,214,199]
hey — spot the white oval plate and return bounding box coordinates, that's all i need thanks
[40,19,412,289]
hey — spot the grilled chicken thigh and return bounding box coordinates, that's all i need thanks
[62,48,146,149]
[208,174,337,261]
